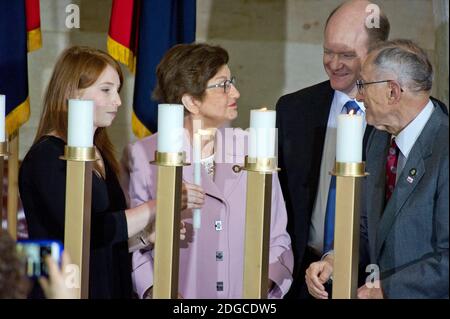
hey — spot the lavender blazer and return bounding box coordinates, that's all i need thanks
[125,129,293,298]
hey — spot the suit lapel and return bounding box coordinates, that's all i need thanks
[181,128,245,203]
[363,125,374,161]
[365,130,390,260]
[306,82,335,191]
[375,152,425,257]
[214,162,245,199]
[375,103,444,258]
[183,146,225,201]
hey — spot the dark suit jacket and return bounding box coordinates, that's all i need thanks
[360,102,449,298]
[275,81,373,294]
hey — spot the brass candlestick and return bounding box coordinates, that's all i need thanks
[0,141,8,234]
[242,156,279,298]
[151,151,188,299]
[7,132,19,240]
[60,146,96,299]
[331,161,367,299]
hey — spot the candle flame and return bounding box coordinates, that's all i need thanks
[260,107,268,111]
[349,109,355,115]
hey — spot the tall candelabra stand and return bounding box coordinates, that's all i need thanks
[61,146,96,299]
[241,156,278,298]
[151,151,188,298]
[7,132,18,239]
[332,162,367,299]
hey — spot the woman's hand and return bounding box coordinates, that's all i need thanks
[39,251,78,299]
[141,221,187,246]
[181,182,205,210]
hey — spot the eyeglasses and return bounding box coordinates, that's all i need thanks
[206,76,236,94]
[356,79,403,95]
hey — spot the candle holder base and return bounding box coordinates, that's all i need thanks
[331,162,368,177]
[0,141,8,156]
[150,151,190,167]
[60,146,96,162]
[243,156,279,173]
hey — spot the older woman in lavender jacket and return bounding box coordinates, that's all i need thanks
[125,43,293,299]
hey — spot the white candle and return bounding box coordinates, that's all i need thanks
[0,95,5,142]
[193,131,202,229]
[336,112,363,163]
[157,104,184,153]
[193,132,202,184]
[67,99,94,147]
[249,108,276,158]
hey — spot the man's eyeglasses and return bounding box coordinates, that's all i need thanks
[206,76,236,94]
[356,79,402,95]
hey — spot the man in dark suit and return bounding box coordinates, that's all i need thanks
[305,40,448,299]
[276,0,390,298]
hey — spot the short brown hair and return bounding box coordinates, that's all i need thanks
[34,46,124,176]
[153,43,229,103]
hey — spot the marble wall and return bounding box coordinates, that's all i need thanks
[21,0,448,160]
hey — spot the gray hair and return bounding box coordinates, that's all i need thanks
[370,39,433,92]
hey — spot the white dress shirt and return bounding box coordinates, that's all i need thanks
[394,99,434,182]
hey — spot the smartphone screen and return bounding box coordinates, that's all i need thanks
[16,240,63,278]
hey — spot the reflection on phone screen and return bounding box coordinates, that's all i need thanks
[16,241,62,278]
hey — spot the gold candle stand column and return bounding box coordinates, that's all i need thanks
[7,133,19,239]
[151,151,188,299]
[242,157,279,299]
[0,141,8,234]
[60,146,96,299]
[332,162,367,299]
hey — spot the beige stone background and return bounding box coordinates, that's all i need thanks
[21,0,449,160]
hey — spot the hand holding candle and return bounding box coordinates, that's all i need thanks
[336,111,363,163]
[192,128,214,229]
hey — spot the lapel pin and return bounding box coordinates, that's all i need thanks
[409,168,417,176]
[232,165,242,173]
[406,176,414,184]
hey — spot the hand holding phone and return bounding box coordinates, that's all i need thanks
[39,251,78,299]
[16,240,63,278]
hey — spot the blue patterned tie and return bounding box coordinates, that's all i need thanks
[323,100,361,254]
[343,100,360,114]
[323,175,336,254]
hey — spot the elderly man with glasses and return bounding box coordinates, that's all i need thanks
[306,39,448,299]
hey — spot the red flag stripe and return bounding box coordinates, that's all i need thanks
[25,0,40,31]
[109,0,138,53]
